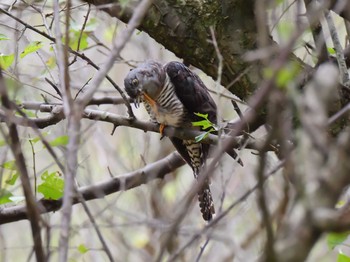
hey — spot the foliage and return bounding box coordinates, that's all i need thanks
[37,171,64,200]
[191,112,217,142]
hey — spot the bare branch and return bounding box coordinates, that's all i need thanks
[76,0,154,114]
[0,152,184,225]
[0,70,45,261]
[325,10,350,87]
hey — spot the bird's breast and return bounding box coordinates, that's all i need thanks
[143,79,188,127]
[144,99,186,127]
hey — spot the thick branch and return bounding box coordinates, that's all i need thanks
[5,103,270,152]
[85,0,259,100]
[0,152,184,225]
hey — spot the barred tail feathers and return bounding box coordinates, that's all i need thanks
[198,181,215,221]
[183,140,215,221]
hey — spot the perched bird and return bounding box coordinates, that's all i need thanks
[124,61,217,221]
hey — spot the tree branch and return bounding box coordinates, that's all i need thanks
[0,70,45,260]
[0,152,184,225]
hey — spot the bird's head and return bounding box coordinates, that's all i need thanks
[124,61,165,107]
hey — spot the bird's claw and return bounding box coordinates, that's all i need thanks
[159,124,165,140]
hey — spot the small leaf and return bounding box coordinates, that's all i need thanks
[192,112,216,130]
[327,232,349,249]
[77,244,89,254]
[0,140,6,147]
[29,132,48,144]
[20,41,43,58]
[338,253,350,262]
[195,131,210,143]
[0,54,14,69]
[16,109,36,118]
[0,189,13,205]
[46,56,56,69]
[192,120,213,130]
[194,112,209,120]
[48,135,69,147]
[37,171,64,200]
[64,31,88,51]
[1,160,17,170]
[0,34,10,40]
[21,41,43,57]
[276,61,301,88]
[328,47,336,55]
[5,172,19,185]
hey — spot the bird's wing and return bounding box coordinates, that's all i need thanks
[164,61,217,124]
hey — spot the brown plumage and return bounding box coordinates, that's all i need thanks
[124,61,216,221]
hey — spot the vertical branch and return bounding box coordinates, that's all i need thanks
[304,0,329,65]
[325,11,350,87]
[209,26,223,129]
[0,70,45,261]
[53,1,81,261]
[28,137,37,197]
[257,152,275,262]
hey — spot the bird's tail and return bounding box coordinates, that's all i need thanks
[197,179,215,221]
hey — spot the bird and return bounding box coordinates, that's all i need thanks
[124,61,217,221]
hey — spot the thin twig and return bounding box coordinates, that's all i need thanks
[0,7,134,117]
[168,160,285,262]
[76,0,154,112]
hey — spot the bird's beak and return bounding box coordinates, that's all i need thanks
[134,88,143,108]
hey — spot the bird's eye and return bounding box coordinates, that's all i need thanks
[132,79,138,86]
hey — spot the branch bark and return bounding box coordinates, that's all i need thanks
[85,0,259,100]
[0,70,45,261]
[0,152,184,225]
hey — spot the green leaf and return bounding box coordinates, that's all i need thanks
[1,160,17,170]
[192,112,217,130]
[48,135,69,147]
[16,109,36,118]
[328,47,336,55]
[46,56,56,69]
[195,132,209,143]
[194,112,209,120]
[20,41,43,58]
[0,140,6,147]
[276,61,301,88]
[338,253,350,262]
[5,172,19,185]
[0,54,14,69]
[64,31,88,51]
[192,120,213,130]
[327,232,350,249]
[0,34,10,40]
[29,132,48,144]
[37,171,64,200]
[77,244,89,254]
[0,189,13,205]
[277,21,295,41]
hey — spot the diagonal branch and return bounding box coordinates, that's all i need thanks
[0,70,45,260]
[0,152,184,225]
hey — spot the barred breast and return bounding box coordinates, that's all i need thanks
[143,75,187,127]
